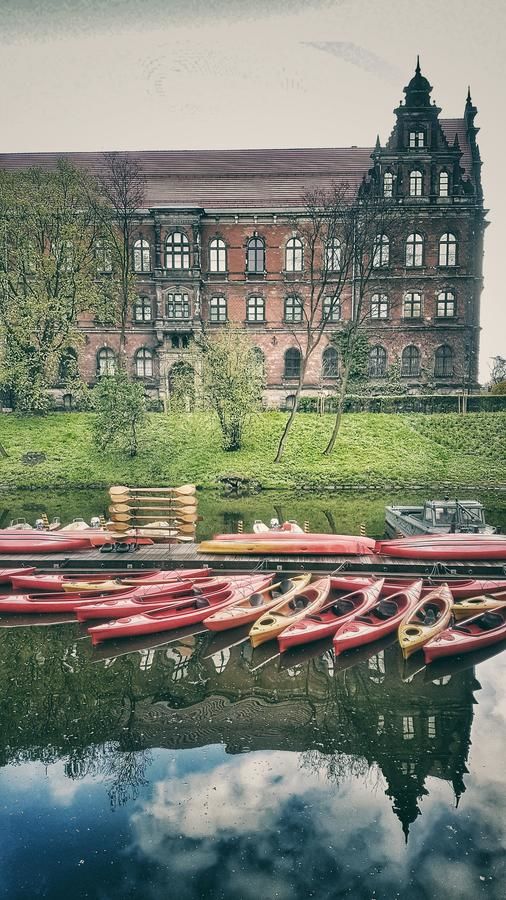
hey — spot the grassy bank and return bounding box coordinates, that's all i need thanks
[0,411,504,491]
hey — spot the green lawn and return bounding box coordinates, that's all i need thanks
[0,411,504,490]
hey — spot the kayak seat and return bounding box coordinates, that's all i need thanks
[289,596,309,610]
[307,614,323,622]
[477,612,503,630]
[195,597,211,609]
[375,600,398,621]
[279,579,294,594]
[332,599,356,617]
[192,587,204,596]
[249,593,264,607]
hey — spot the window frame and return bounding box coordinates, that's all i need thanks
[322,295,341,322]
[405,233,424,267]
[135,347,154,379]
[401,345,421,376]
[246,295,265,322]
[165,231,190,270]
[325,238,341,272]
[409,169,423,197]
[322,346,339,379]
[372,234,390,269]
[209,238,227,273]
[166,292,191,319]
[434,344,454,377]
[368,345,387,378]
[209,295,227,323]
[246,236,265,274]
[438,171,449,198]
[134,296,153,323]
[97,347,116,377]
[438,232,457,267]
[285,237,303,273]
[284,294,303,324]
[436,290,456,318]
[133,238,151,273]
[403,291,422,319]
[383,172,394,198]
[284,347,301,379]
[370,293,389,320]
[409,130,425,149]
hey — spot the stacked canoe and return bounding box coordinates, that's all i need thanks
[107,484,198,542]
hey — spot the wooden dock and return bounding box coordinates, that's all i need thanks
[2,542,506,579]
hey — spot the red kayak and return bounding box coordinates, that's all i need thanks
[376,535,506,560]
[423,607,506,662]
[0,567,36,584]
[0,531,96,553]
[331,575,506,600]
[0,578,210,614]
[75,576,246,620]
[88,575,272,645]
[278,580,385,652]
[333,580,423,655]
[10,566,210,592]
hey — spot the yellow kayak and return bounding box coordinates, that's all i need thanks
[61,579,131,593]
[452,590,506,620]
[398,584,453,659]
[249,577,330,648]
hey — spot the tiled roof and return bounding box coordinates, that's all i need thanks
[0,123,472,210]
[440,119,473,177]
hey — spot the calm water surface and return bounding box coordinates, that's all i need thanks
[1,490,505,897]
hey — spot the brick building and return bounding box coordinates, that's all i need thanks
[0,62,485,407]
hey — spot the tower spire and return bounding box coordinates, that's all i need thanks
[416,55,421,75]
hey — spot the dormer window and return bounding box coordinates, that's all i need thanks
[409,130,425,148]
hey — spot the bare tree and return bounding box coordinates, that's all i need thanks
[274,185,355,463]
[94,152,146,363]
[323,192,404,455]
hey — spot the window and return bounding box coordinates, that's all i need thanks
[438,171,449,197]
[284,348,301,379]
[323,296,341,322]
[409,130,424,148]
[322,346,339,378]
[401,345,420,376]
[209,238,227,273]
[285,237,303,272]
[209,295,227,323]
[246,295,265,322]
[428,716,436,739]
[405,233,423,267]
[284,295,303,323]
[166,231,190,270]
[247,236,265,273]
[402,716,415,740]
[133,239,151,273]
[134,296,152,322]
[434,344,453,377]
[95,240,112,274]
[52,240,73,272]
[383,172,393,198]
[135,348,154,378]
[439,232,457,266]
[403,292,422,318]
[436,291,456,318]
[371,294,388,319]
[368,651,385,684]
[409,170,423,197]
[166,293,190,318]
[325,238,341,271]
[97,347,116,376]
[369,345,387,377]
[373,234,389,268]
[253,347,265,375]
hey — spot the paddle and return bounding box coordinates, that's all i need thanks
[106,524,194,542]
[109,484,196,497]
[108,505,199,522]
[108,503,199,518]
[108,492,197,507]
[109,511,195,527]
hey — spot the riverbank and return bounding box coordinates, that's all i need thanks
[0,411,504,491]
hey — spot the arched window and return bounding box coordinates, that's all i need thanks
[371,294,388,319]
[135,348,154,378]
[403,292,422,318]
[209,295,227,323]
[166,231,190,270]
[166,293,190,319]
[284,295,303,323]
[134,296,152,322]
[438,171,449,198]
[434,344,453,377]
[284,394,296,410]
[209,238,227,273]
[323,296,341,322]
[373,234,389,268]
[405,233,423,267]
[436,291,456,318]
[325,238,341,271]
[383,172,393,198]
[95,240,112,274]
[246,296,265,322]
[247,236,265,273]
[285,237,303,272]
[284,347,301,379]
[133,239,151,273]
[322,346,339,378]
[368,345,387,377]
[401,345,420,376]
[439,232,457,266]
[409,170,423,197]
[97,347,116,377]
[409,130,425,148]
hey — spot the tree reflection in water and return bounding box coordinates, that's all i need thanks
[0,621,481,838]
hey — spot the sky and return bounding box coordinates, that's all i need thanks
[1,0,504,382]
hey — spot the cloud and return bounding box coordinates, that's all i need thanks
[304,41,401,82]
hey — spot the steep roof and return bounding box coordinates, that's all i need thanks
[0,122,472,210]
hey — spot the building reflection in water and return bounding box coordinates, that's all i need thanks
[0,623,480,837]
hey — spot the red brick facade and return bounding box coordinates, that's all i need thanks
[1,63,485,406]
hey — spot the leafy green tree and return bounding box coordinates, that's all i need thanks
[0,161,100,412]
[93,369,147,456]
[200,325,264,451]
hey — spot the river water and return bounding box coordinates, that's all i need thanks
[0,490,505,898]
